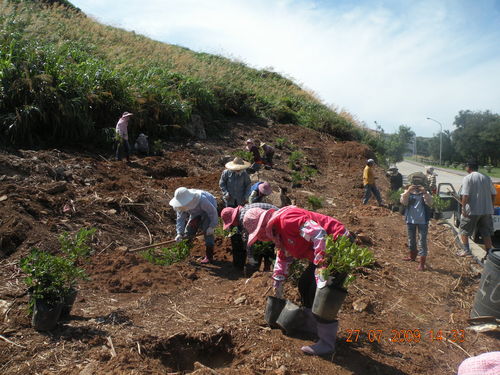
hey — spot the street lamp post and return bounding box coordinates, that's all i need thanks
[426,117,443,165]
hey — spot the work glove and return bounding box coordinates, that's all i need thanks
[205,227,215,236]
[315,267,332,289]
[273,279,284,299]
[175,234,184,242]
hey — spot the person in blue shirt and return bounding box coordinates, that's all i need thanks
[169,187,218,264]
[248,181,272,203]
[400,173,433,271]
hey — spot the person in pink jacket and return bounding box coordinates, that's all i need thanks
[243,205,353,356]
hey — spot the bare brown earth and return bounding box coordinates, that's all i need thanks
[0,120,498,374]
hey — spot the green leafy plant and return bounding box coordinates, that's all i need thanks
[59,227,96,263]
[20,249,85,311]
[431,194,450,213]
[320,235,375,289]
[252,241,275,258]
[387,188,404,205]
[233,150,254,162]
[291,171,304,186]
[288,150,304,170]
[142,240,191,266]
[151,139,164,156]
[275,137,287,149]
[303,166,318,179]
[307,196,323,210]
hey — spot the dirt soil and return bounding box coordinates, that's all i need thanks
[0,120,498,375]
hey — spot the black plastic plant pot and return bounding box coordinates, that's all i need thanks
[312,285,348,321]
[276,300,305,334]
[60,288,78,318]
[32,298,63,331]
[265,296,286,328]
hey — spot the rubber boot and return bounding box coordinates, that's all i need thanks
[301,321,338,356]
[299,308,318,338]
[200,245,214,264]
[403,250,417,261]
[417,256,426,271]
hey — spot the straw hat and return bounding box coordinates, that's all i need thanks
[243,207,276,246]
[169,187,201,210]
[258,182,272,196]
[225,157,251,171]
[221,206,242,230]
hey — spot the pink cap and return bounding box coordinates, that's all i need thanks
[258,182,272,196]
[458,352,500,375]
[221,206,241,230]
[243,207,276,246]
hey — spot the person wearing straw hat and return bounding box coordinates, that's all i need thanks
[115,112,133,162]
[243,206,354,356]
[221,202,278,274]
[169,187,218,264]
[248,181,272,204]
[220,157,252,208]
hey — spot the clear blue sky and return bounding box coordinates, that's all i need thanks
[71,0,500,137]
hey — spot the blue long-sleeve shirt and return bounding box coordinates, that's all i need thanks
[175,191,218,235]
[219,170,251,205]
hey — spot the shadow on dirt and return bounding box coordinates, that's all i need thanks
[334,345,410,375]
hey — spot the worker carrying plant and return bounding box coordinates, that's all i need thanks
[169,187,218,264]
[242,205,372,356]
[221,202,278,274]
[219,157,252,208]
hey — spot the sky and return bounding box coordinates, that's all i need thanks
[70,0,500,137]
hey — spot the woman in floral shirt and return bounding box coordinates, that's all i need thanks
[243,205,352,356]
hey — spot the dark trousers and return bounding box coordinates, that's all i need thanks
[116,139,130,161]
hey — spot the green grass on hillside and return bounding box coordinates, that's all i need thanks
[0,1,377,148]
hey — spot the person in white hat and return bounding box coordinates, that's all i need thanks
[219,157,252,207]
[169,187,218,264]
[362,159,383,206]
[115,112,133,162]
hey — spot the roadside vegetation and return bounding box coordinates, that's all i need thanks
[0,1,384,151]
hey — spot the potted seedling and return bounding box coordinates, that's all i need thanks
[20,250,75,331]
[431,194,449,220]
[312,235,374,320]
[58,227,96,316]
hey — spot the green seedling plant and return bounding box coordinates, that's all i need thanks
[291,171,304,187]
[431,194,450,213]
[59,227,96,263]
[252,241,275,258]
[388,188,404,205]
[320,235,374,289]
[20,249,85,312]
[288,150,304,170]
[233,150,254,163]
[307,196,323,210]
[303,166,318,180]
[275,137,287,149]
[142,240,191,266]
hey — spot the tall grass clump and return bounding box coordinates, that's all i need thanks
[1,1,375,148]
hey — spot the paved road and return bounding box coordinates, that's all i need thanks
[396,161,464,192]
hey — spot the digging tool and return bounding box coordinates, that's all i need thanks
[128,234,204,253]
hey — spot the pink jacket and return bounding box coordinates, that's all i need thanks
[267,207,349,281]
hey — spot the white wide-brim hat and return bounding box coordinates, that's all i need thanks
[169,187,201,210]
[225,157,251,171]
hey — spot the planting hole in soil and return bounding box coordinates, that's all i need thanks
[141,331,235,372]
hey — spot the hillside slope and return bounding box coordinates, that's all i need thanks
[0,120,498,374]
[0,1,372,148]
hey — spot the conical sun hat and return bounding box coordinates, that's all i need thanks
[225,157,251,171]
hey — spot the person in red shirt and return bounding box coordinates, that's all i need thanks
[243,206,353,356]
